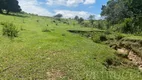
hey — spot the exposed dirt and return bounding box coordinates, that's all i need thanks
[110,39,142,71]
[46,69,65,80]
[68,30,142,71]
[117,48,129,55]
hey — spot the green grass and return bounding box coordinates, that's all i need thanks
[0,14,142,80]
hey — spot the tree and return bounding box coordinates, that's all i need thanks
[129,0,142,16]
[101,0,131,24]
[88,15,95,25]
[54,14,63,18]
[78,17,84,24]
[0,0,6,13]
[101,0,142,33]
[74,16,79,20]
[5,0,21,14]
[0,0,21,14]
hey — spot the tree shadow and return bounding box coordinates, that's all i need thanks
[1,13,29,18]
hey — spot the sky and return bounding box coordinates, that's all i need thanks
[18,0,108,19]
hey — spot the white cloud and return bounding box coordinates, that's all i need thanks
[46,0,66,6]
[46,0,96,7]
[84,0,96,4]
[67,0,84,6]
[18,0,52,16]
[17,0,102,19]
[54,10,102,20]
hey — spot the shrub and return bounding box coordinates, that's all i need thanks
[104,30,111,35]
[0,22,6,25]
[2,22,19,38]
[92,33,101,43]
[100,34,107,41]
[42,28,51,32]
[78,17,84,24]
[20,26,25,31]
[115,34,125,40]
[97,22,104,29]
[81,22,91,27]
[56,23,58,26]
[122,18,133,33]
[103,57,122,68]
[92,33,107,43]
[62,34,66,36]
[36,20,39,22]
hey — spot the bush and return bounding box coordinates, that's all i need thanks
[122,18,133,33]
[0,22,6,25]
[103,57,122,68]
[104,30,111,35]
[2,22,19,38]
[92,33,107,43]
[42,28,51,32]
[110,17,142,35]
[115,34,125,40]
[81,22,91,27]
[100,34,107,41]
[97,22,104,29]
[92,33,101,43]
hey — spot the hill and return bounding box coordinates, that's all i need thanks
[0,14,142,80]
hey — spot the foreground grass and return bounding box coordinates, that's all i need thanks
[0,14,142,80]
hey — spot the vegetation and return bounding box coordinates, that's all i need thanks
[54,14,63,18]
[1,22,19,39]
[101,0,142,34]
[0,0,142,80]
[78,17,84,24]
[0,0,21,14]
[74,16,79,20]
[88,15,95,25]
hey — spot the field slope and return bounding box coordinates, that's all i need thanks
[0,14,142,80]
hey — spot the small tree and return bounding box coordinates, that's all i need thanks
[88,15,95,25]
[74,16,79,20]
[54,14,63,18]
[5,0,21,14]
[78,17,84,24]
[0,0,6,13]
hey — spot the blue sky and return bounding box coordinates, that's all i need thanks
[18,0,108,19]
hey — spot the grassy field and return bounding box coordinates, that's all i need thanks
[0,14,142,80]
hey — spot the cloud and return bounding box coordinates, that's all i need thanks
[46,0,96,7]
[18,0,52,16]
[67,0,84,6]
[54,10,102,20]
[46,0,66,6]
[17,0,102,19]
[84,0,96,4]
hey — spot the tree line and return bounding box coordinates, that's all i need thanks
[101,0,142,34]
[0,0,21,14]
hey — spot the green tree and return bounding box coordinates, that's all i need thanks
[0,0,21,14]
[74,16,79,20]
[0,0,6,13]
[78,17,84,24]
[88,15,95,25]
[5,0,21,14]
[101,0,142,33]
[129,0,142,16]
[54,14,63,18]
[101,0,142,24]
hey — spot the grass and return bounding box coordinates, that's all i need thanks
[0,14,142,80]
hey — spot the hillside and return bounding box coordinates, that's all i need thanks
[0,14,142,80]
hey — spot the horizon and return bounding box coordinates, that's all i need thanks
[18,0,108,19]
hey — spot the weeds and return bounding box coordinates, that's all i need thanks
[42,28,51,32]
[2,22,19,39]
